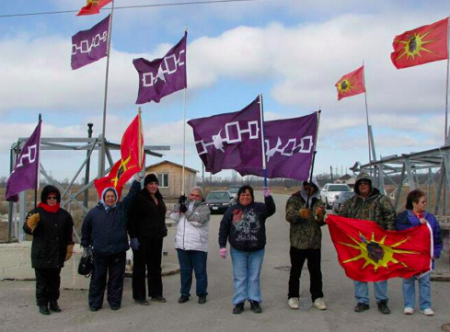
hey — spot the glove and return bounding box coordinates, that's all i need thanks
[26,213,40,232]
[299,208,311,219]
[65,244,74,261]
[179,204,188,213]
[130,238,140,251]
[315,206,325,219]
[83,246,93,257]
[134,171,145,182]
[178,195,187,204]
[263,187,271,198]
[219,247,227,259]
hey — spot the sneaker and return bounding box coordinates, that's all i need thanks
[420,308,435,316]
[404,307,414,315]
[49,301,61,313]
[250,300,262,314]
[110,305,120,311]
[313,298,327,310]
[232,302,245,314]
[377,300,391,315]
[354,303,370,313]
[39,305,50,315]
[288,297,299,310]
[198,296,207,304]
[89,306,100,312]
[135,299,150,306]
[151,296,167,303]
[178,295,189,304]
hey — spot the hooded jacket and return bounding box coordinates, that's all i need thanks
[218,195,276,252]
[285,179,326,249]
[340,172,396,231]
[170,199,211,252]
[81,180,140,256]
[23,185,74,269]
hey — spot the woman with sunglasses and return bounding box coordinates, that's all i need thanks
[23,185,74,315]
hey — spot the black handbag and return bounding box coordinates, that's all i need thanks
[78,250,94,277]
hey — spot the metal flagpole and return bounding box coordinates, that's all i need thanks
[445,15,450,144]
[181,26,188,196]
[35,113,42,210]
[138,107,143,170]
[362,62,373,171]
[258,94,267,187]
[306,110,321,208]
[99,0,115,177]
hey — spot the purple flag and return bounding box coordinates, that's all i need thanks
[133,32,187,104]
[236,113,318,181]
[5,120,42,202]
[188,97,263,174]
[71,15,110,70]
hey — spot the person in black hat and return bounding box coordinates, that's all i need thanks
[23,185,74,315]
[128,173,168,305]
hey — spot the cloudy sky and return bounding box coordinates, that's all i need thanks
[0,0,449,182]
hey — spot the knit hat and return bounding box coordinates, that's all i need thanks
[144,173,159,186]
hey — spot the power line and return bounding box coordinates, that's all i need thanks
[0,0,287,19]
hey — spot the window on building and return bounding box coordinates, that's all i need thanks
[157,173,169,188]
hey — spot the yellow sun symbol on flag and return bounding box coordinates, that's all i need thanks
[396,30,435,61]
[339,232,417,270]
[337,79,352,93]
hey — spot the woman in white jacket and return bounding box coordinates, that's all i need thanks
[170,186,211,304]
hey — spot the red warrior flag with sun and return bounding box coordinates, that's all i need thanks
[335,66,366,101]
[391,18,449,69]
[326,215,432,282]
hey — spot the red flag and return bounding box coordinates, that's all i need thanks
[391,18,449,69]
[77,0,112,16]
[326,215,432,282]
[335,66,366,101]
[94,115,144,199]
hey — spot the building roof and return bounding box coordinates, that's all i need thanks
[146,160,198,173]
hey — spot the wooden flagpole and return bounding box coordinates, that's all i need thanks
[258,94,267,187]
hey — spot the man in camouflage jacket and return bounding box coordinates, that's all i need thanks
[285,177,327,310]
[340,172,396,315]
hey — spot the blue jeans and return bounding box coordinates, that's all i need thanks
[403,273,431,310]
[230,247,265,305]
[176,249,208,297]
[354,280,388,304]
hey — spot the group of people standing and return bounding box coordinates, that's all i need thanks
[24,171,442,317]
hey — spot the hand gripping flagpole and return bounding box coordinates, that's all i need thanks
[182,26,188,197]
[99,0,115,177]
[258,94,268,187]
[306,110,321,208]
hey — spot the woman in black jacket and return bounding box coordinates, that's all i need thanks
[23,185,74,315]
[128,173,167,305]
[81,175,142,311]
[218,185,275,314]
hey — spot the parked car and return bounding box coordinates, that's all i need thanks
[229,185,240,199]
[332,191,355,214]
[205,190,232,214]
[320,183,351,209]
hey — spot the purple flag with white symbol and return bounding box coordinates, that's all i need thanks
[133,32,187,104]
[71,15,110,70]
[236,113,318,181]
[5,120,42,202]
[188,97,263,174]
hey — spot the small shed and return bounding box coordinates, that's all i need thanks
[334,174,356,189]
[145,160,198,198]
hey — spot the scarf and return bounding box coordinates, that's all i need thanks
[38,202,61,213]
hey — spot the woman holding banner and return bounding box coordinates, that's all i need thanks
[218,185,275,314]
[395,189,442,316]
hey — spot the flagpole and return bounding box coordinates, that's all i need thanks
[306,110,321,208]
[99,0,115,177]
[362,62,373,170]
[258,94,267,187]
[445,15,450,144]
[138,107,143,169]
[182,26,188,197]
[35,114,42,210]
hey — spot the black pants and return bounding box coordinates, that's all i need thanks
[288,247,324,301]
[89,252,126,309]
[132,237,163,300]
[35,268,61,306]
